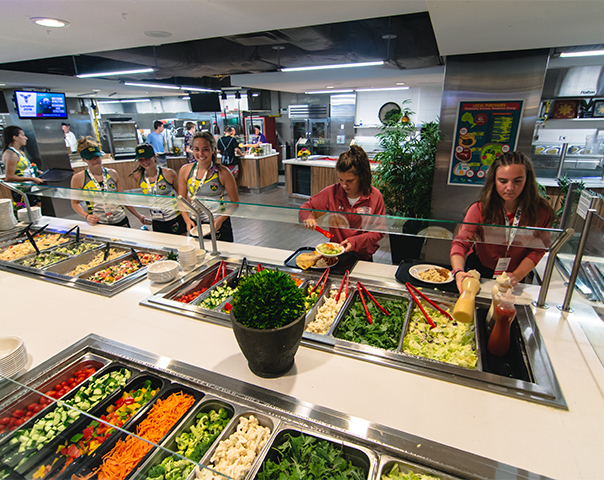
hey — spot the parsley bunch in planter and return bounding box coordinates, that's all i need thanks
[231,270,305,329]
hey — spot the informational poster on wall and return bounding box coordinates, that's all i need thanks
[448,101,523,185]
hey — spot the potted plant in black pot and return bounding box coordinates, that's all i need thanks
[230,269,306,378]
[373,100,442,264]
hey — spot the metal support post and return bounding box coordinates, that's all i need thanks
[0,180,34,223]
[176,195,219,256]
[533,227,574,309]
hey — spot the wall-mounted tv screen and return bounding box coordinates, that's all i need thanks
[14,91,68,119]
[189,92,221,112]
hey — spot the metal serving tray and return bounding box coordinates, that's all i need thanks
[141,259,565,409]
[0,335,553,479]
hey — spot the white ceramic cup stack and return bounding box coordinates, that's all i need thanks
[17,206,42,223]
[178,244,197,270]
[0,199,17,231]
[0,336,28,379]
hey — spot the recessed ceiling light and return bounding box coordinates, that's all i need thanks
[144,31,172,38]
[30,17,69,28]
[396,82,406,86]
[92,89,101,92]
[325,86,335,89]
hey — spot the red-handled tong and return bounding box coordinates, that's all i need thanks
[405,282,453,329]
[315,226,334,239]
[335,270,349,302]
[212,261,226,285]
[356,281,390,324]
[309,267,330,296]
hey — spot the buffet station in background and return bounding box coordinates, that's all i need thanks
[0,181,603,479]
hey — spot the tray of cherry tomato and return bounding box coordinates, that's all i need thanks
[0,355,109,436]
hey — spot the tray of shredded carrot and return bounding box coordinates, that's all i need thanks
[77,389,196,480]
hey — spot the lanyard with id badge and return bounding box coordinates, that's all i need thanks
[144,170,170,221]
[494,207,522,276]
[87,168,121,222]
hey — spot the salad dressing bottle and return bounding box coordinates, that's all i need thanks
[486,272,512,329]
[452,270,481,324]
[487,291,516,357]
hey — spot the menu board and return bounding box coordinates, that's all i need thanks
[448,101,523,185]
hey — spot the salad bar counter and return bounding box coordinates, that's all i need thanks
[0,335,551,479]
[0,227,169,296]
[141,259,565,409]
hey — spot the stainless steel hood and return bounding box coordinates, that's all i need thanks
[543,65,604,97]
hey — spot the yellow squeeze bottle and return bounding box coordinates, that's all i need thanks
[452,270,481,323]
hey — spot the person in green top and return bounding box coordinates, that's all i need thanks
[2,125,44,206]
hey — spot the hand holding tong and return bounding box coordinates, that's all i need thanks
[356,281,390,324]
[405,282,453,329]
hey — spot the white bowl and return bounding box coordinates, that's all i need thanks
[0,336,24,359]
[196,249,206,263]
[315,242,345,257]
[147,260,180,283]
[0,335,27,378]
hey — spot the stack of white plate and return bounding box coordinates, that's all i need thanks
[147,260,180,283]
[178,244,197,270]
[0,336,28,379]
[17,206,41,223]
[0,199,17,231]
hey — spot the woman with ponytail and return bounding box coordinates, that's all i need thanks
[299,144,385,261]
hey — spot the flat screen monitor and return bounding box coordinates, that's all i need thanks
[14,91,68,119]
[189,92,221,112]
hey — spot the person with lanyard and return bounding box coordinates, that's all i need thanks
[251,124,267,145]
[299,144,385,261]
[2,125,44,206]
[450,151,554,291]
[71,137,147,227]
[183,122,196,163]
[217,126,243,180]
[177,131,238,242]
[131,143,186,235]
[146,120,167,166]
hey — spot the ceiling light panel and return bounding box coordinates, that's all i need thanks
[282,61,384,73]
[30,17,69,28]
[77,68,155,78]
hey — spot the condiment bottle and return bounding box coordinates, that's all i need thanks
[487,292,516,357]
[486,272,512,329]
[452,270,481,323]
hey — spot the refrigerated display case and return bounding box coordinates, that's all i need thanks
[531,141,604,179]
[105,120,139,159]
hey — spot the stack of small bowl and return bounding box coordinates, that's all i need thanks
[0,336,28,379]
[0,199,17,231]
[178,244,197,270]
[147,260,180,283]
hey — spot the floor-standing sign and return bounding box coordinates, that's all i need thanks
[448,101,524,185]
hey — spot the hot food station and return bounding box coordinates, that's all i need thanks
[0,191,602,479]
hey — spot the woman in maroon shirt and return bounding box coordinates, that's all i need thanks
[450,151,554,291]
[299,145,385,261]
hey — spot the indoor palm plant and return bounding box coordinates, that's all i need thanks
[373,100,442,263]
[230,269,306,377]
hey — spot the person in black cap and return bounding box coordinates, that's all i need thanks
[130,143,186,235]
[70,137,147,226]
[62,122,77,153]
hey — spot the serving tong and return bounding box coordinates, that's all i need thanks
[64,224,80,243]
[356,281,390,324]
[335,270,350,302]
[405,282,453,329]
[130,247,143,267]
[24,229,40,255]
[315,226,334,239]
[212,260,227,285]
[309,267,330,297]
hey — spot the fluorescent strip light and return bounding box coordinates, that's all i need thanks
[181,96,191,100]
[183,87,219,92]
[283,60,384,72]
[77,68,154,78]
[560,50,604,58]
[98,99,151,104]
[124,82,180,90]
[305,89,354,94]
[355,86,410,92]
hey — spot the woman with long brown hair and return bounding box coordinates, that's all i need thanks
[450,151,554,290]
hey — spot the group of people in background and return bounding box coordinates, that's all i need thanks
[3,121,554,289]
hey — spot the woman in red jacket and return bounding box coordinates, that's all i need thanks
[450,151,554,291]
[299,145,385,261]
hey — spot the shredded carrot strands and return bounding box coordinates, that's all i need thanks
[74,391,195,480]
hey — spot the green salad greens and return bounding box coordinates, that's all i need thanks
[381,463,440,480]
[334,295,409,351]
[231,270,305,329]
[145,408,231,480]
[402,304,477,369]
[258,432,366,480]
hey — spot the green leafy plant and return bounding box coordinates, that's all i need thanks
[231,270,305,329]
[373,100,442,219]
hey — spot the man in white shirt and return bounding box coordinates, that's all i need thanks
[62,122,77,153]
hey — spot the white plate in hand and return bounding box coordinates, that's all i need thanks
[189,224,212,237]
[409,264,453,284]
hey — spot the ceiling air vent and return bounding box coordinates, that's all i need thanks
[288,104,329,119]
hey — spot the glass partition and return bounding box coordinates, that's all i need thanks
[3,182,564,252]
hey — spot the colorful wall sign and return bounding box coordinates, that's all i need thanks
[448,101,523,185]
